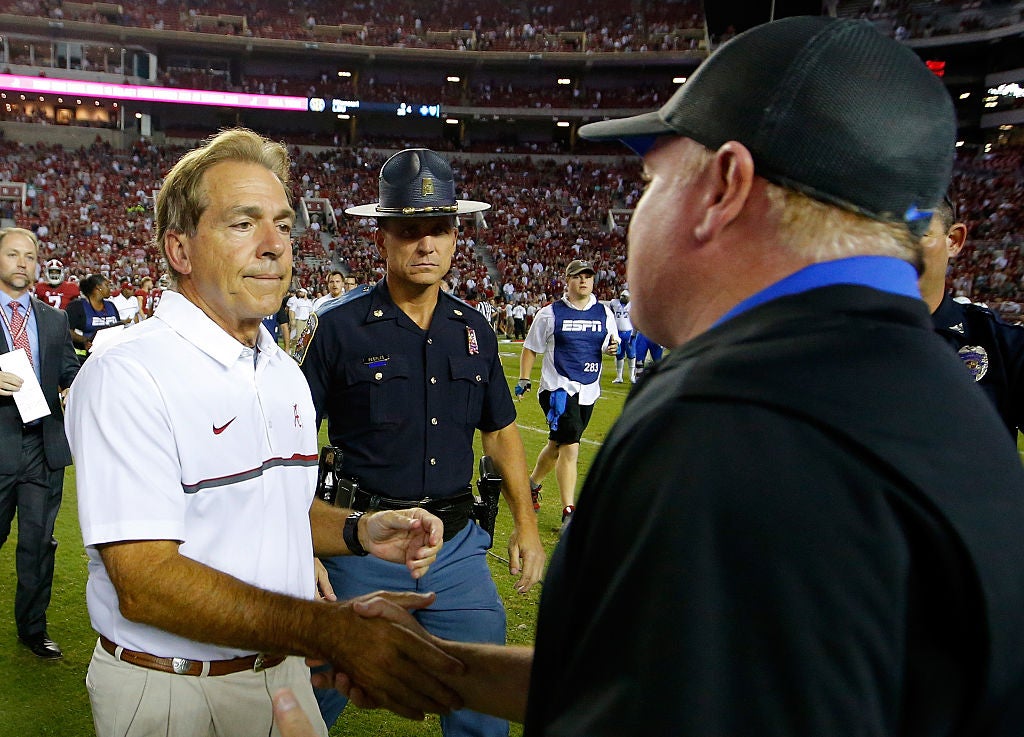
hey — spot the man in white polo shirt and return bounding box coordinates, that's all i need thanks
[65,129,463,737]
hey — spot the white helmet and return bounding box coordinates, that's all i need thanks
[45,259,65,286]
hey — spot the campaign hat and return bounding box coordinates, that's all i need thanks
[345,148,490,218]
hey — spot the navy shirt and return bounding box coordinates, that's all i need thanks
[300,279,516,498]
[932,293,1024,438]
[551,299,610,385]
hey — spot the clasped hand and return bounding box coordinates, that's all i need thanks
[362,508,444,579]
[310,591,466,721]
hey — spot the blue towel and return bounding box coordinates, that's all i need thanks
[546,388,568,431]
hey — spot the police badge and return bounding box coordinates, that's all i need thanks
[293,311,318,365]
[958,345,989,382]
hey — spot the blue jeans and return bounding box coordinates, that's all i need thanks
[316,521,509,737]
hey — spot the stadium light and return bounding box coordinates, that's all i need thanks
[337,71,352,77]
[673,76,687,84]
[557,78,571,85]
[556,121,571,128]
[959,92,970,99]
[337,114,350,119]
[447,76,461,83]
[446,118,459,124]
[955,140,965,147]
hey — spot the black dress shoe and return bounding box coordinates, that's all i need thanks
[19,634,63,659]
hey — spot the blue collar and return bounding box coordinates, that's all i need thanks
[715,256,920,327]
[5,292,31,311]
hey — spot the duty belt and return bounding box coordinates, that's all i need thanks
[99,635,285,677]
[350,487,474,542]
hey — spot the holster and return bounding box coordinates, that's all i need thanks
[473,455,503,549]
[314,445,359,509]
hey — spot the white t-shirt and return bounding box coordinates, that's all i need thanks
[67,291,318,660]
[291,296,314,321]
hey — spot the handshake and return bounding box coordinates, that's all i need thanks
[514,379,531,398]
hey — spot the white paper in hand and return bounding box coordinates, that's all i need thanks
[0,348,51,423]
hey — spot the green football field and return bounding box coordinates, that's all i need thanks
[0,347,632,737]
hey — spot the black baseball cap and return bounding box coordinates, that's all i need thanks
[578,16,955,237]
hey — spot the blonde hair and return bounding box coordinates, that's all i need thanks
[766,184,922,272]
[0,226,40,251]
[155,128,291,281]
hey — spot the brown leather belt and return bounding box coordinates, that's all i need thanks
[99,635,285,677]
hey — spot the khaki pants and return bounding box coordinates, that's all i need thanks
[86,639,328,737]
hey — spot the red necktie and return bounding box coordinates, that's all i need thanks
[8,301,33,366]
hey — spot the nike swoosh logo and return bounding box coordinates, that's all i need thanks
[212,417,237,435]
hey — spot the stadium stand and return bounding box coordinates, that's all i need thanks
[2,1,1024,319]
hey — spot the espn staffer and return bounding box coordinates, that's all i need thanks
[517,260,617,527]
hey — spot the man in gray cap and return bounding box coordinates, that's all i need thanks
[325,16,1024,737]
[298,148,544,737]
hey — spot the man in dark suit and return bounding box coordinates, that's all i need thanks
[0,227,80,659]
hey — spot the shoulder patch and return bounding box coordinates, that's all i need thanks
[315,284,372,318]
[957,345,989,382]
[293,312,318,365]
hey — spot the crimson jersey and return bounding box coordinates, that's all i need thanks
[146,287,164,316]
[35,281,80,310]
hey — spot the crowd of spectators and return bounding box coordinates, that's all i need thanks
[1,135,1023,326]
[5,0,1023,55]
[841,0,1023,41]
[944,143,1024,321]
[1,0,705,54]
[5,52,674,111]
[0,137,640,309]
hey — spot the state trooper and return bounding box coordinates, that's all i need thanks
[297,148,545,737]
[920,196,1024,438]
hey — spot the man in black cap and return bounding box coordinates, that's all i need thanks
[297,148,545,737]
[328,17,1024,736]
